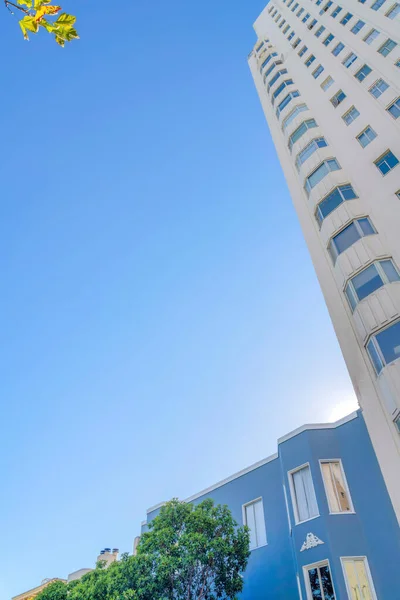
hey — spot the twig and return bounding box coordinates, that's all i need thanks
[4,0,30,14]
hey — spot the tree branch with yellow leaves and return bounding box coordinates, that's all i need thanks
[4,0,78,46]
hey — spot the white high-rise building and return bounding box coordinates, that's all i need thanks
[248,0,400,519]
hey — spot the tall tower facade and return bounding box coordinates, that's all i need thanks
[248,0,400,519]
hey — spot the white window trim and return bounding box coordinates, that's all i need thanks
[319,459,355,514]
[242,497,268,550]
[344,258,400,311]
[283,484,293,533]
[288,462,320,525]
[303,559,337,600]
[366,317,400,377]
[297,574,304,600]
[340,556,378,600]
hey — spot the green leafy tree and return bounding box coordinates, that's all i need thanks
[33,580,68,600]
[136,498,251,600]
[35,499,250,600]
[4,0,78,46]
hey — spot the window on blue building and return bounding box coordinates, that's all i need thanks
[320,460,353,513]
[342,557,377,600]
[289,464,319,523]
[243,498,267,550]
[305,561,336,600]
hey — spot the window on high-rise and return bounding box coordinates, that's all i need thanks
[340,12,353,24]
[288,31,295,41]
[296,137,328,170]
[342,106,360,125]
[320,0,333,13]
[342,558,377,600]
[305,54,316,67]
[387,98,400,120]
[395,415,400,433]
[369,79,389,98]
[315,25,326,38]
[264,61,282,81]
[256,42,265,52]
[363,29,379,45]
[330,89,346,107]
[289,464,319,523]
[282,104,308,131]
[331,5,342,17]
[355,64,372,82]
[386,3,400,18]
[272,79,294,103]
[292,37,301,48]
[298,45,308,57]
[328,218,377,264]
[291,2,299,11]
[351,19,365,34]
[283,24,290,33]
[320,460,353,513]
[345,260,400,311]
[371,0,386,10]
[374,150,399,175]
[259,53,278,73]
[308,18,318,29]
[343,52,358,68]
[302,12,310,22]
[243,499,267,550]
[323,33,335,46]
[321,77,334,91]
[367,320,400,374]
[332,42,345,56]
[297,7,304,17]
[396,60,400,68]
[312,65,324,78]
[267,69,288,91]
[305,159,341,195]
[378,39,397,57]
[357,126,377,148]
[279,19,286,28]
[289,119,318,150]
[276,91,301,117]
[315,184,357,226]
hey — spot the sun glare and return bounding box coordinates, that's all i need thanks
[328,393,360,423]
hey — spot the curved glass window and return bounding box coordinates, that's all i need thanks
[315,185,357,226]
[345,259,400,311]
[296,137,327,170]
[305,159,340,195]
[367,320,400,374]
[289,119,317,150]
[328,218,376,263]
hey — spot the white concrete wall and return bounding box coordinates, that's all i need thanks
[248,0,400,521]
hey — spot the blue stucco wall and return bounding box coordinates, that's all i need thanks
[143,412,400,599]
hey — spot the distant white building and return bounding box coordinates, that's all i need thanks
[248,0,400,521]
[12,548,119,599]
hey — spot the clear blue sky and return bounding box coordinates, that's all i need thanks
[0,1,358,597]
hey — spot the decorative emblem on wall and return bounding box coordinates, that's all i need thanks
[300,533,325,552]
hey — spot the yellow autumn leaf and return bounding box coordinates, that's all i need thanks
[34,4,61,22]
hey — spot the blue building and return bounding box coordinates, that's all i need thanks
[141,411,400,600]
